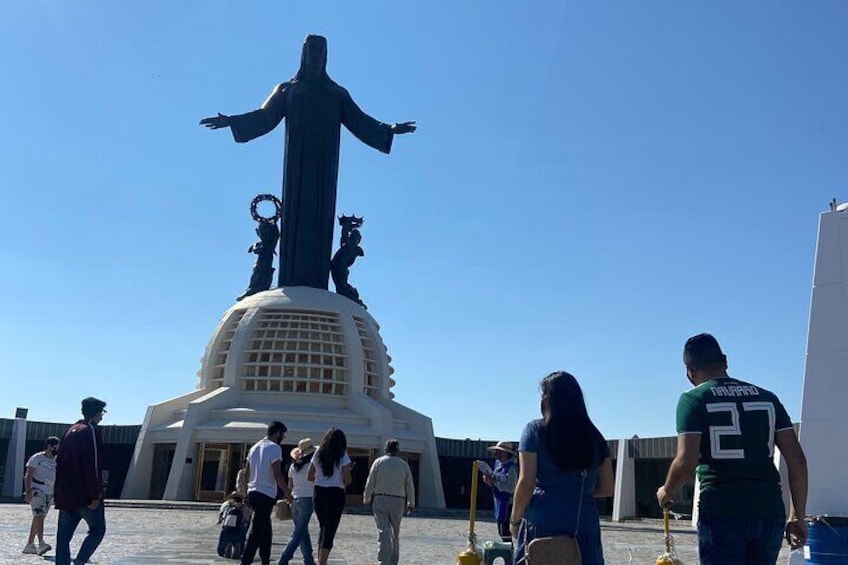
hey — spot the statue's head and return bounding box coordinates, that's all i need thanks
[338,214,364,230]
[257,220,280,243]
[298,34,328,80]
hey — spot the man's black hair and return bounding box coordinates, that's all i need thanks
[45,436,60,448]
[684,333,727,372]
[81,397,107,419]
[267,420,287,437]
[385,439,400,454]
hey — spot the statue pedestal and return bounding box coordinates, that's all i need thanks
[122,287,445,507]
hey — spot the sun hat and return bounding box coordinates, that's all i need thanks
[290,438,315,459]
[486,441,516,456]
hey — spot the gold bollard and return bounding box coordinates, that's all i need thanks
[656,507,683,564]
[457,461,482,565]
[457,548,482,565]
[656,553,678,564]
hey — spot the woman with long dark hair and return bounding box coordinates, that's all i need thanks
[510,371,615,564]
[307,428,351,565]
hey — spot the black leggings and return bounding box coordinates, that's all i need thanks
[241,491,275,565]
[313,485,346,550]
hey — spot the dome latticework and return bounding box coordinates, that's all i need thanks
[199,288,393,400]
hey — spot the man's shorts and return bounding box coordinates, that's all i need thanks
[29,490,52,516]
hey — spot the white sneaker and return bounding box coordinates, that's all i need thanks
[37,542,52,555]
[22,543,37,554]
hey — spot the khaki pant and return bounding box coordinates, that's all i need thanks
[372,495,406,565]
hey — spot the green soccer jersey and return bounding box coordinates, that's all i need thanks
[676,376,793,518]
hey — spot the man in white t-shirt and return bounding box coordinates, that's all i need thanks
[22,436,60,556]
[240,421,291,565]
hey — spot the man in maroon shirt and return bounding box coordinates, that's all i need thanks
[54,397,107,565]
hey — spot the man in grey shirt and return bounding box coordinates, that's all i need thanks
[363,439,415,565]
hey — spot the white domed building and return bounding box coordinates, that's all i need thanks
[122,288,445,508]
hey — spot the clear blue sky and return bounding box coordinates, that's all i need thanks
[1,2,846,442]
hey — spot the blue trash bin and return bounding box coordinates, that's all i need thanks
[805,516,848,564]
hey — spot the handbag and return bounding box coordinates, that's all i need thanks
[274,500,292,521]
[523,470,587,565]
[527,536,581,565]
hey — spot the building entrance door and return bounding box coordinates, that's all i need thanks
[149,443,176,499]
[345,447,374,506]
[195,443,231,502]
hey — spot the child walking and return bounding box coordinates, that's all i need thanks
[217,491,249,559]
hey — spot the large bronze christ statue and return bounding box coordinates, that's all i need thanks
[201,34,416,289]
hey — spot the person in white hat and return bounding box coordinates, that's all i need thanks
[482,440,518,542]
[278,438,317,565]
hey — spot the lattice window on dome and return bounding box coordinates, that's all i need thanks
[241,310,348,395]
[210,310,246,388]
[354,316,382,399]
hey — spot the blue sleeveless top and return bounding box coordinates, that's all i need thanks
[517,420,610,565]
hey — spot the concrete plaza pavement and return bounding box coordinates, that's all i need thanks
[0,502,796,564]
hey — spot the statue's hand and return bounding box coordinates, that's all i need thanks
[391,121,417,135]
[199,113,231,130]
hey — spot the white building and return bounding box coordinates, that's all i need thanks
[799,203,848,516]
[121,287,445,507]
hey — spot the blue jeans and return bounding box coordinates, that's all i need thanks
[278,497,315,565]
[698,513,785,565]
[55,503,106,565]
[218,525,247,557]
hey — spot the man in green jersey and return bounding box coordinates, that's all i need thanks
[657,334,808,564]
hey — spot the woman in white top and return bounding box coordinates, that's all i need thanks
[278,439,316,565]
[307,428,352,565]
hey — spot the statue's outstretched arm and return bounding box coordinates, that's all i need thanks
[200,83,289,143]
[199,113,231,129]
[391,121,417,135]
[341,90,413,154]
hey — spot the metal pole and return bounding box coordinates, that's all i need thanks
[457,461,482,565]
[469,460,479,536]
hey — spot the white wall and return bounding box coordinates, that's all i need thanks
[1,417,26,498]
[800,209,848,516]
[612,438,635,521]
